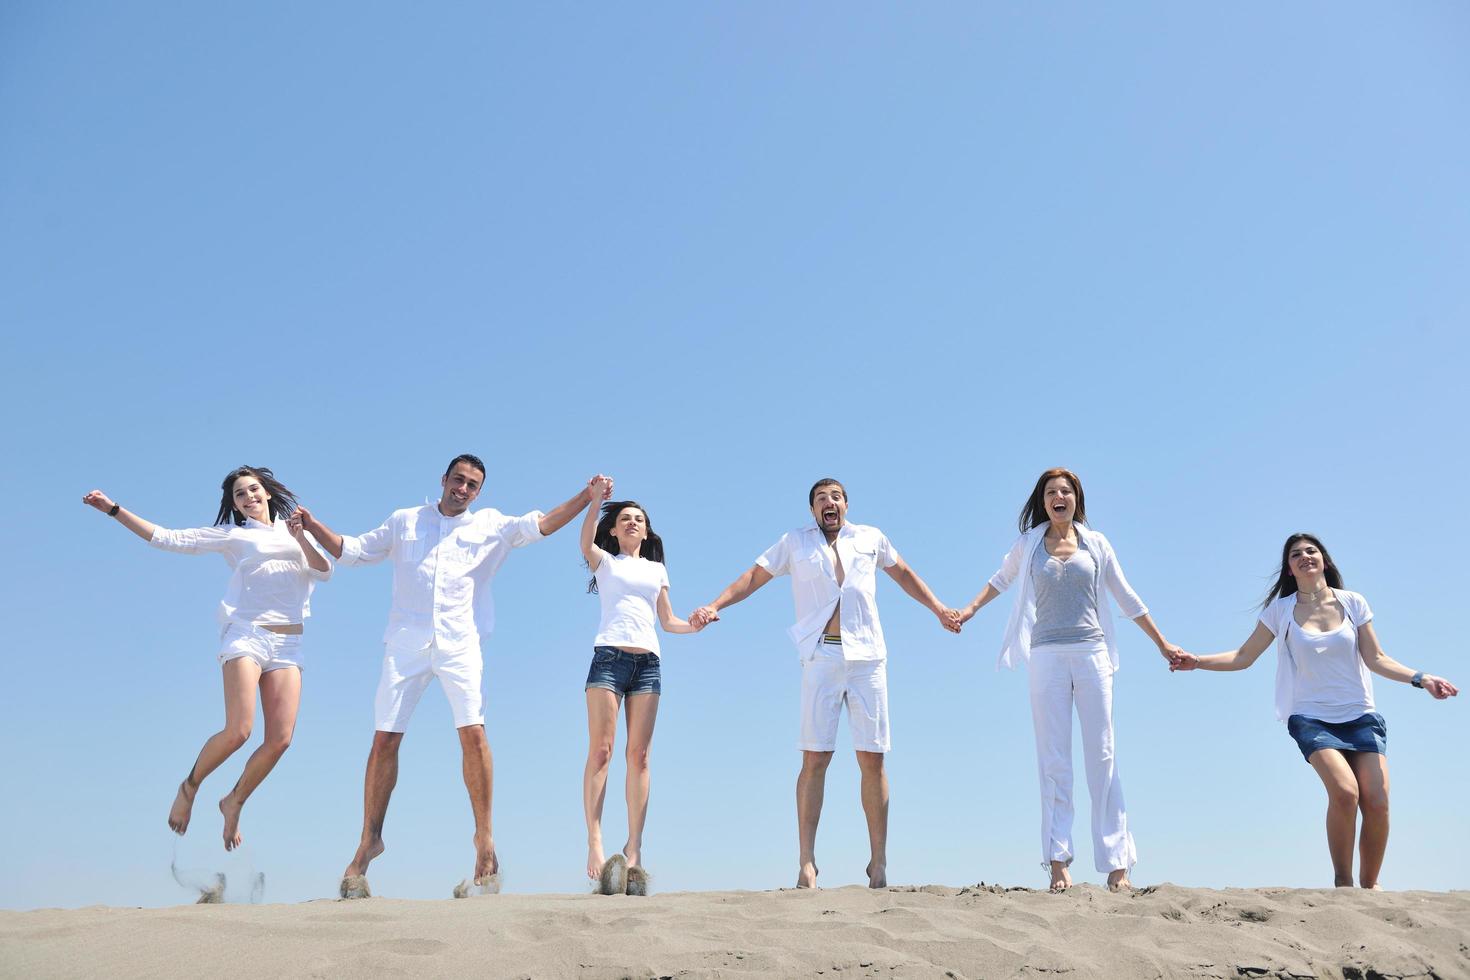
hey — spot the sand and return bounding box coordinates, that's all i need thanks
[2,883,1466,979]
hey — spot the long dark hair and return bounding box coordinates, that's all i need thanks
[215,466,300,527]
[586,500,665,594]
[1262,532,1344,609]
[1018,467,1088,532]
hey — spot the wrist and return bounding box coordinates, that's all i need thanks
[1411,670,1425,689]
[108,503,120,517]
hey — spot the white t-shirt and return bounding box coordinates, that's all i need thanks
[1260,589,1376,724]
[593,553,670,655]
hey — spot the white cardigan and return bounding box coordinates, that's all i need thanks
[988,523,1148,672]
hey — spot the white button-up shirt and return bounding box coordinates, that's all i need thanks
[149,517,331,627]
[756,522,901,662]
[340,503,544,651]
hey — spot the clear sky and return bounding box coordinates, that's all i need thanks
[2,2,1466,909]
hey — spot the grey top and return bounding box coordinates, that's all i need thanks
[1030,536,1105,646]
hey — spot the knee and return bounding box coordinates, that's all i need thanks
[223,724,252,750]
[625,743,651,773]
[457,724,487,748]
[801,752,834,776]
[265,732,293,756]
[1326,782,1359,812]
[1359,788,1390,820]
[855,751,885,777]
[588,742,614,771]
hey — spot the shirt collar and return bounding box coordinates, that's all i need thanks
[427,499,476,526]
[243,516,275,530]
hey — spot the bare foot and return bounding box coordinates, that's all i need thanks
[1361,882,1384,891]
[219,795,244,851]
[344,836,385,879]
[473,834,498,881]
[587,841,606,880]
[1049,861,1073,894]
[168,780,197,835]
[1106,869,1132,892]
[796,861,819,889]
[623,845,641,870]
[866,861,887,889]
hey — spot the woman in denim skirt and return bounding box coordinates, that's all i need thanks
[1170,533,1457,888]
[577,475,706,894]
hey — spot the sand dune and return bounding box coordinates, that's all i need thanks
[3,883,1466,979]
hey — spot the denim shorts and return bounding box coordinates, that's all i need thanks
[585,646,662,698]
[1286,711,1387,763]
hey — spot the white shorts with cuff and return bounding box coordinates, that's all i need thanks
[219,622,304,673]
[374,635,484,732]
[799,638,890,753]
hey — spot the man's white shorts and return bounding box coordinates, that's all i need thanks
[219,622,303,673]
[799,641,890,753]
[374,635,483,732]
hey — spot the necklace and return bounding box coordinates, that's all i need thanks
[1296,584,1329,601]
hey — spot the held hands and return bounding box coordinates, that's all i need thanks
[588,475,614,503]
[689,606,721,629]
[1167,649,1200,672]
[82,490,116,514]
[939,607,963,634]
[1421,675,1459,700]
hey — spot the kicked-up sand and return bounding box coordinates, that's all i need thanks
[2,882,1466,979]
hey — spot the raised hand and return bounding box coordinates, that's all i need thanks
[1423,675,1459,699]
[588,475,614,502]
[82,489,116,514]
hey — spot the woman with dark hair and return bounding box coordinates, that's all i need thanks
[577,475,705,895]
[1169,533,1457,888]
[82,466,331,851]
[957,468,1180,893]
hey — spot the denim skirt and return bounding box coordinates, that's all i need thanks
[1286,711,1387,763]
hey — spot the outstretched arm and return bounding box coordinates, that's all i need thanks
[657,587,702,634]
[82,490,157,543]
[691,565,774,627]
[579,475,614,569]
[1169,622,1275,673]
[959,584,1002,625]
[1357,622,1458,699]
[1130,612,1182,663]
[884,559,960,633]
[540,475,606,537]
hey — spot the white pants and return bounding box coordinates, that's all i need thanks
[799,642,890,753]
[1028,642,1136,873]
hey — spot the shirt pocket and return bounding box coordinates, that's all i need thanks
[848,548,878,579]
[397,531,426,563]
[444,532,491,568]
[793,553,827,582]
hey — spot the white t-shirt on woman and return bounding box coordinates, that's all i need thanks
[593,553,670,655]
[1259,589,1375,723]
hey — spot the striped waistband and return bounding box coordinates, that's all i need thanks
[821,633,842,645]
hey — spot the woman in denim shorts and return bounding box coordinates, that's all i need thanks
[1170,533,1457,888]
[577,476,707,894]
[83,466,332,853]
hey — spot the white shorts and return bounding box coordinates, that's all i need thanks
[218,622,303,673]
[374,636,483,732]
[799,640,890,753]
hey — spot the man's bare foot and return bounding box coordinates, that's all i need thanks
[169,780,197,835]
[1049,862,1073,893]
[344,836,385,879]
[219,795,244,851]
[587,841,606,881]
[866,861,887,889]
[1106,868,1132,892]
[796,861,819,889]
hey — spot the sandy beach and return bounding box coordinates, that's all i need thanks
[3,882,1465,979]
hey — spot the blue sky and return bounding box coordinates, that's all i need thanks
[2,2,1466,909]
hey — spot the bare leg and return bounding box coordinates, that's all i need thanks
[170,658,261,835]
[1350,753,1390,889]
[1308,749,1359,887]
[583,689,619,879]
[854,750,889,888]
[796,750,833,887]
[219,666,301,851]
[622,693,659,869]
[459,724,497,880]
[343,730,404,878]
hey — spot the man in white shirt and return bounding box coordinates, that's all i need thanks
[295,454,602,898]
[691,478,959,889]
